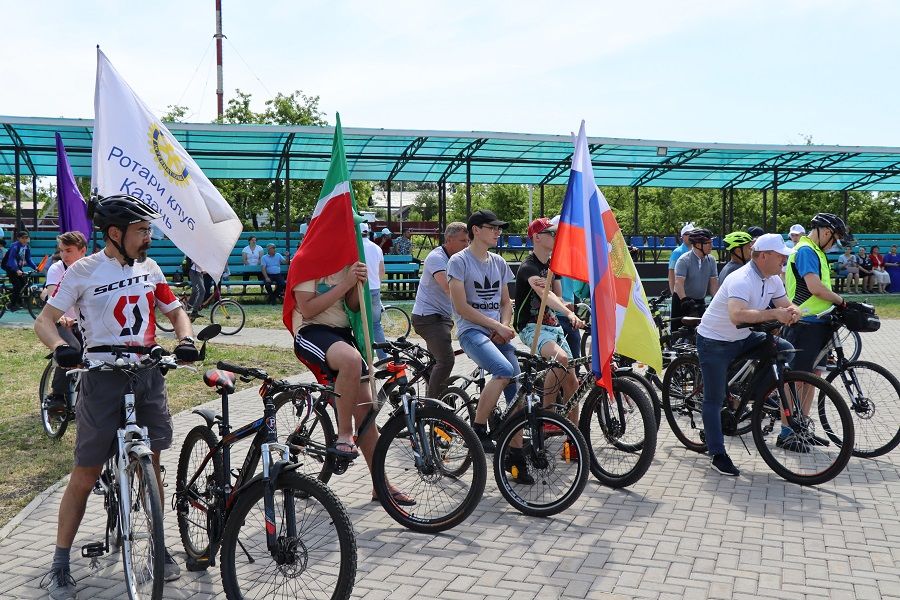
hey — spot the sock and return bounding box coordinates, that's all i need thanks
[780,425,793,437]
[472,423,487,437]
[51,546,70,571]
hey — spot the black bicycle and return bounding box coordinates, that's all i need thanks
[0,270,44,319]
[662,320,854,486]
[174,361,357,599]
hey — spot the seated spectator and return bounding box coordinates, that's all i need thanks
[261,244,288,304]
[857,246,874,293]
[870,246,891,293]
[393,229,413,255]
[837,245,860,293]
[886,245,900,266]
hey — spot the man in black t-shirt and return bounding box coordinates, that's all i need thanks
[514,218,584,417]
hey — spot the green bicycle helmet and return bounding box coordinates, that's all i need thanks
[723,231,753,251]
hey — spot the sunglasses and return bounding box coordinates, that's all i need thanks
[540,230,556,238]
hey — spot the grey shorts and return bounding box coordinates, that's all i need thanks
[74,369,173,467]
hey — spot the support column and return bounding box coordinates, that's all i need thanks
[632,186,639,236]
[285,157,291,252]
[842,190,849,223]
[539,184,545,217]
[32,174,38,231]
[720,188,727,243]
[465,160,471,216]
[772,169,779,233]
[762,189,768,232]
[386,181,392,224]
[15,149,22,232]
[728,187,734,231]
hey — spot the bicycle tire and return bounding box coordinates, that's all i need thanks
[26,289,43,319]
[155,307,175,333]
[579,378,657,488]
[219,470,357,600]
[661,355,707,453]
[176,425,223,564]
[274,391,337,483]
[38,360,68,439]
[211,299,246,335]
[752,370,854,486]
[381,305,412,339]
[840,327,862,363]
[823,360,900,458]
[121,453,166,600]
[439,386,475,424]
[494,409,589,517]
[372,406,486,533]
[616,371,662,432]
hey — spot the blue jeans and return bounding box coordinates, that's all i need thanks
[370,289,387,360]
[458,329,520,406]
[696,332,793,456]
[557,314,582,361]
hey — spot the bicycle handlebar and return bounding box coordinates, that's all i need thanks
[216,360,269,380]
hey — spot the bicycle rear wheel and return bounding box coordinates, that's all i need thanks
[155,306,175,332]
[752,370,854,486]
[211,299,246,335]
[38,360,69,439]
[661,355,707,453]
[494,409,589,517]
[616,371,662,432]
[824,360,900,458]
[121,453,166,600]
[579,379,657,488]
[26,289,44,319]
[219,470,356,600]
[381,305,411,339]
[372,406,486,533]
[274,391,337,483]
[176,425,222,566]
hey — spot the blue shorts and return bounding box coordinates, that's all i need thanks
[518,324,573,359]
[458,328,520,404]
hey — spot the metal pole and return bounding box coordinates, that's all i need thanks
[772,168,779,233]
[720,188,727,243]
[762,189,767,232]
[528,185,533,224]
[15,149,21,232]
[32,174,38,231]
[386,181,392,224]
[539,184,545,217]
[728,187,734,231]
[215,0,224,120]
[465,160,471,216]
[842,190,849,223]
[632,186,639,236]
[399,181,403,233]
[285,156,291,252]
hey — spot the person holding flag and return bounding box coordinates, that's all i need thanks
[283,115,414,506]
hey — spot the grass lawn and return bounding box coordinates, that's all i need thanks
[212,298,416,330]
[0,327,301,529]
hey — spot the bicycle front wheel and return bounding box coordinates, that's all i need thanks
[38,360,68,439]
[381,305,412,339]
[616,371,662,432]
[661,355,707,453]
[211,299,246,335]
[494,409,589,517]
[220,470,356,600]
[175,425,222,565]
[121,453,166,600]
[752,370,854,486]
[579,379,657,488]
[824,360,900,458]
[372,406,486,533]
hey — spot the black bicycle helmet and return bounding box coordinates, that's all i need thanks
[746,226,766,238]
[687,228,713,244]
[809,213,848,239]
[89,194,162,266]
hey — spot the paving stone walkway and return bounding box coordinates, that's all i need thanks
[1,323,898,599]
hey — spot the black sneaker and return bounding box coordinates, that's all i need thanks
[504,449,535,485]
[710,453,740,476]
[776,433,810,453]
[41,566,76,600]
[44,394,67,415]
[475,428,495,453]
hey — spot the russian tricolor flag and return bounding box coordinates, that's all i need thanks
[550,121,616,394]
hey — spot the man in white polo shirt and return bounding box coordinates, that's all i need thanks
[695,234,801,476]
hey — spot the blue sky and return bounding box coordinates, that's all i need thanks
[3,0,899,146]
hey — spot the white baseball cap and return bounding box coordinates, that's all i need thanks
[381,228,392,236]
[752,233,792,256]
[549,215,561,227]
[360,222,370,234]
[680,222,696,236]
[789,224,805,235]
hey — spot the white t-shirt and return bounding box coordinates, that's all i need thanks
[242,244,264,266]
[362,238,384,291]
[48,252,181,361]
[45,260,78,320]
[698,261,786,342]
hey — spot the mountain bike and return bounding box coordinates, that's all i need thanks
[811,304,898,458]
[78,326,219,599]
[38,350,79,438]
[662,320,854,486]
[174,360,356,600]
[157,282,245,335]
[0,271,44,319]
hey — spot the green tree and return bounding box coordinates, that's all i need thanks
[161,105,189,122]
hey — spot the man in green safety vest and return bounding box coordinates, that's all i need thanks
[781,212,849,452]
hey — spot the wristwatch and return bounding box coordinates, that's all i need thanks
[180,336,196,344]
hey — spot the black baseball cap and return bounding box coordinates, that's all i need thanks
[467,209,509,232]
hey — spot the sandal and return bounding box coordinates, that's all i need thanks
[372,489,416,507]
[327,441,359,460]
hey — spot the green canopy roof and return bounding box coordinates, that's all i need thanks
[3,115,900,191]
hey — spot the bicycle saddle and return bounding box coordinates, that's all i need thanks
[680,317,701,328]
[203,369,236,393]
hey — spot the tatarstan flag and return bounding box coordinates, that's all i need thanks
[283,115,373,360]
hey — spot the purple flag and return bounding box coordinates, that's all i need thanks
[56,132,91,238]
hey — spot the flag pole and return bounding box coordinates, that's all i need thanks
[530,270,556,355]
[356,281,377,398]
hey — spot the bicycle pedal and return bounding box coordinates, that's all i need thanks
[186,555,212,572]
[81,542,106,558]
[91,481,105,496]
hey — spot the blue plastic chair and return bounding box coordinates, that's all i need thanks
[630,236,645,247]
[663,236,677,249]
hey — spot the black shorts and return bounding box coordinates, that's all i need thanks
[293,324,369,385]
[75,369,173,467]
[783,322,833,372]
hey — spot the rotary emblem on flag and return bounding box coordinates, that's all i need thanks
[147,124,190,187]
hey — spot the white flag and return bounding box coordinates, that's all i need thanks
[91,48,242,280]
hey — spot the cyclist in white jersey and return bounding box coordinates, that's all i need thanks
[34,195,199,599]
